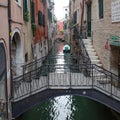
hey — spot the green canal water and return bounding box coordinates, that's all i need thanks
[20,95,117,120]
[19,42,119,120]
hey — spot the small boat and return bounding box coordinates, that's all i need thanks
[63,44,70,53]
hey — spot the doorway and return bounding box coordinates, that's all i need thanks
[87,4,91,37]
[0,41,8,119]
[11,32,23,76]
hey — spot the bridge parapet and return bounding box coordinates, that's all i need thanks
[12,64,120,101]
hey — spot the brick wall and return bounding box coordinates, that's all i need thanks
[91,0,120,75]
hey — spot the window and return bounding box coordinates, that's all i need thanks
[48,9,52,22]
[31,1,35,23]
[65,13,67,19]
[15,0,21,6]
[38,11,43,26]
[44,41,46,45]
[99,0,104,19]
[0,42,7,119]
[43,14,45,27]
[41,0,46,4]
[73,11,77,24]
[64,23,67,30]
[25,53,28,62]
[23,0,29,21]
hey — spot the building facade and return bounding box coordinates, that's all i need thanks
[47,0,56,51]
[0,0,10,119]
[11,0,24,76]
[70,0,120,76]
[23,0,34,64]
[91,0,120,75]
[0,0,56,119]
[33,0,48,59]
[69,0,83,60]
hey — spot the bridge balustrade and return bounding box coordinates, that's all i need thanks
[12,64,120,102]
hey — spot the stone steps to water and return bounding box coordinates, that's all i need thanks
[90,56,99,59]
[83,38,103,78]
[83,38,102,67]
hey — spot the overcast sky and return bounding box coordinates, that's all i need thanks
[54,0,69,20]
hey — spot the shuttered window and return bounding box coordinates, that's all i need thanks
[99,0,104,19]
[43,14,45,27]
[38,11,43,26]
[23,0,28,13]
[48,9,52,22]
[41,0,46,4]
[73,11,77,24]
[23,0,29,21]
[31,1,35,23]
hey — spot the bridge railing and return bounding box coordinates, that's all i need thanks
[21,56,46,74]
[12,64,120,102]
[21,55,77,75]
[92,64,120,100]
[73,26,91,65]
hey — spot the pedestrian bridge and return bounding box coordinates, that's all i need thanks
[12,63,120,119]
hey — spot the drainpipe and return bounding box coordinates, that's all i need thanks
[8,0,13,119]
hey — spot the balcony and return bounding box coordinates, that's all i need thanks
[110,35,120,47]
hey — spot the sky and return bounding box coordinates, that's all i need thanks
[54,0,69,20]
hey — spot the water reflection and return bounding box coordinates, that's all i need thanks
[21,95,118,120]
[55,43,68,73]
[52,96,72,120]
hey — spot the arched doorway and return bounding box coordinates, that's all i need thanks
[0,41,8,119]
[11,31,23,77]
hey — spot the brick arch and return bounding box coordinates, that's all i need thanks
[0,39,8,119]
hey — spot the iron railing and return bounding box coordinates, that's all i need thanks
[12,64,120,102]
[21,56,47,74]
[73,26,91,64]
[21,55,78,74]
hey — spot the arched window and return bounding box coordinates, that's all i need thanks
[0,43,6,83]
[0,42,7,119]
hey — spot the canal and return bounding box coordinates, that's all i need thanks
[19,41,118,120]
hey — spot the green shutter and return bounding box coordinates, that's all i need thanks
[23,0,28,13]
[42,0,46,4]
[38,11,43,26]
[99,0,103,19]
[31,1,35,23]
[23,0,29,21]
[43,14,45,27]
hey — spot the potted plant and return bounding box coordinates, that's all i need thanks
[24,11,29,22]
[32,23,37,36]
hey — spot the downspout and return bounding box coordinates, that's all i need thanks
[8,0,13,119]
[80,0,84,36]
